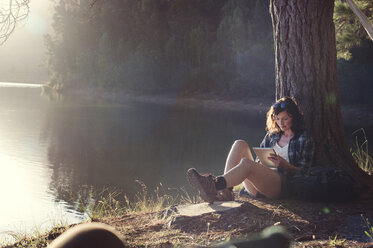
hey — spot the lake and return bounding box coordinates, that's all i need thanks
[0,83,266,241]
[0,83,371,242]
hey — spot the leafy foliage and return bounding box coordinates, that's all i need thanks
[45,0,274,96]
[334,0,373,59]
[44,0,373,106]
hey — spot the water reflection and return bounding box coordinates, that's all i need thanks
[43,98,266,212]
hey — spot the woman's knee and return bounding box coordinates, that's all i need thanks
[233,139,249,149]
[240,157,251,164]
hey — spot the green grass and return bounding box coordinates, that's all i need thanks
[328,234,346,247]
[350,128,373,175]
[123,181,181,214]
[81,187,126,220]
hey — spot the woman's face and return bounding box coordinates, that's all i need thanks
[275,110,293,132]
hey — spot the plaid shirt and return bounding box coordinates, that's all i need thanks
[259,131,315,172]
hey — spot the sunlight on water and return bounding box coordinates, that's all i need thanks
[0,86,85,241]
[0,138,85,241]
[0,82,42,88]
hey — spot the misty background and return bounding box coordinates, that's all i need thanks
[1,0,372,106]
[0,1,52,83]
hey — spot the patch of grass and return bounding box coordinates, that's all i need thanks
[328,234,346,247]
[123,181,192,214]
[84,181,193,219]
[233,184,243,192]
[0,222,69,248]
[350,128,373,175]
[82,187,126,220]
[361,214,373,241]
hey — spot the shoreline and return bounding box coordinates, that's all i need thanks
[64,87,373,127]
[73,87,273,114]
[1,80,369,125]
[4,195,373,248]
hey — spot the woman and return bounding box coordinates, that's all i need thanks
[187,96,314,203]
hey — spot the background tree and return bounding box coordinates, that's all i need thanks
[334,0,373,59]
[270,0,373,189]
[334,0,373,106]
[44,0,275,96]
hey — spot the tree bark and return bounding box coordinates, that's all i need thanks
[269,0,372,189]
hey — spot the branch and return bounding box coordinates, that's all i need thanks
[90,0,99,8]
[346,0,373,41]
[0,0,30,45]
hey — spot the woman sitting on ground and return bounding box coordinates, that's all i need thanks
[187,96,314,203]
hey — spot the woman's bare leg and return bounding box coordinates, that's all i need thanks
[224,140,259,196]
[223,158,281,199]
[224,140,251,172]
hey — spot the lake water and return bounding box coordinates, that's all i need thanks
[0,83,266,241]
[0,83,371,242]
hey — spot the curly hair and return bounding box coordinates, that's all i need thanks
[266,96,304,136]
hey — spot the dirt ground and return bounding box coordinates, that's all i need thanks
[96,193,373,247]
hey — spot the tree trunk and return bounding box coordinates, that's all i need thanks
[269,0,372,189]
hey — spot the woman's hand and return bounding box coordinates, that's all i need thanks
[268,153,300,171]
[268,153,286,168]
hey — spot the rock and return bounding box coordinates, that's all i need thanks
[165,201,246,229]
[176,201,244,217]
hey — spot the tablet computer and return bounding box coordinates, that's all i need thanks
[252,147,277,168]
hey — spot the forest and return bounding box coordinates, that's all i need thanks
[45,0,373,105]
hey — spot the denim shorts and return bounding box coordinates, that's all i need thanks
[238,171,293,199]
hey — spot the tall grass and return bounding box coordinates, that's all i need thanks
[82,188,126,220]
[350,128,373,175]
[123,181,193,214]
[84,181,193,220]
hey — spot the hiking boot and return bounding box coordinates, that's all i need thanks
[187,168,217,204]
[216,188,235,201]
